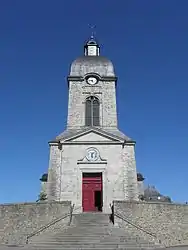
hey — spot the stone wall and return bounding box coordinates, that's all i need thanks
[47,144,61,200]
[67,81,118,129]
[114,201,188,247]
[0,201,71,245]
[28,214,70,244]
[47,141,138,213]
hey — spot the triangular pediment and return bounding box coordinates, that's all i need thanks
[63,129,123,143]
[68,131,112,142]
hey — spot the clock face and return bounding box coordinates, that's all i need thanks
[87,77,98,85]
[86,148,99,162]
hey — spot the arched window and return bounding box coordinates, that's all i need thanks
[85,96,100,126]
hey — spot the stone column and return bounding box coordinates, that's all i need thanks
[122,144,138,201]
[47,143,61,201]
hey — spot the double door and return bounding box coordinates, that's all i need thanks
[82,173,102,212]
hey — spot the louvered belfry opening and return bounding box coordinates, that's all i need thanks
[85,96,100,126]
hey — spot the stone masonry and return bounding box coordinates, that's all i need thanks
[48,141,138,213]
[67,80,118,129]
[0,201,71,245]
[46,37,139,212]
[114,201,188,247]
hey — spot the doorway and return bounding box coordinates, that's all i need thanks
[95,190,102,211]
[82,172,103,212]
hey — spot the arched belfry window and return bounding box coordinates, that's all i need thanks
[85,96,100,126]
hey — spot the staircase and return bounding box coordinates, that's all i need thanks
[26,213,163,250]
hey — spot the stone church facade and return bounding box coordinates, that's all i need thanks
[45,37,139,213]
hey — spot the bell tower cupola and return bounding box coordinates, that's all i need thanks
[84,36,100,56]
[67,36,117,129]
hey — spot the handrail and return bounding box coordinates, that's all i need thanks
[68,203,75,226]
[109,202,114,224]
[26,204,75,244]
[114,212,163,245]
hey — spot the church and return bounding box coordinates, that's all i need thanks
[41,36,142,214]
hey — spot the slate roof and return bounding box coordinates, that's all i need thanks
[70,56,115,77]
[72,56,112,65]
[51,127,133,142]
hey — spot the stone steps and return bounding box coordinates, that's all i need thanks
[31,240,155,246]
[28,245,157,249]
[31,241,153,245]
[27,213,162,249]
[28,246,158,249]
[28,246,155,249]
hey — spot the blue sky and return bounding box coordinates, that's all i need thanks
[0,0,188,204]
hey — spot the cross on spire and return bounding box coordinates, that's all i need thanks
[84,25,99,56]
[88,24,96,39]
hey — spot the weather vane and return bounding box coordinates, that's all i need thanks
[88,24,96,39]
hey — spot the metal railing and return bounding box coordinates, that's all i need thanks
[68,203,75,226]
[114,212,164,246]
[109,202,114,224]
[26,203,75,244]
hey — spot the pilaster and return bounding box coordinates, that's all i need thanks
[47,144,61,201]
[122,145,138,200]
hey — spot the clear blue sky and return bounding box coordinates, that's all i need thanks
[0,0,187,204]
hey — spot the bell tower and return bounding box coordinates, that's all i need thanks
[67,37,118,130]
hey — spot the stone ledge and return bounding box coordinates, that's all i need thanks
[114,200,188,206]
[0,201,70,207]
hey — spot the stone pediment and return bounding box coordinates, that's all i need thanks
[67,132,112,142]
[52,127,134,145]
[63,129,123,143]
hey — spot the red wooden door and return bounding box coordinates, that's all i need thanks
[82,184,94,212]
[82,173,102,212]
